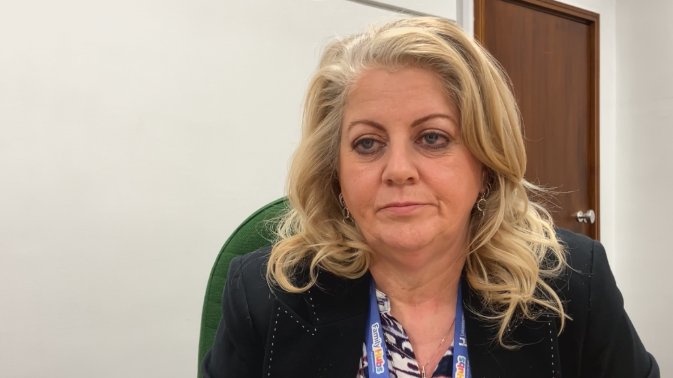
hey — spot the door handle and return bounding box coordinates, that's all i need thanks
[576,209,596,224]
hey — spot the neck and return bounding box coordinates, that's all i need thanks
[368,236,468,375]
[368,239,467,308]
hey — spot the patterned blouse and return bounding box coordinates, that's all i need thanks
[356,289,455,378]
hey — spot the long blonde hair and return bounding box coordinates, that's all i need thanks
[267,16,567,347]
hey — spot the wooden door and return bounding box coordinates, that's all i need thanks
[475,0,600,239]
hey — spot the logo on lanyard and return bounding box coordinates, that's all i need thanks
[455,355,467,378]
[371,323,386,373]
[366,280,390,377]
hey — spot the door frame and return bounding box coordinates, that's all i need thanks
[474,0,601,239]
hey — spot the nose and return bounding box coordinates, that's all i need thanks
[381,141,419,186]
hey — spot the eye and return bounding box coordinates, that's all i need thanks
[417,131,449,149]
[360,139,375,149]
[353,137,384,155]
[424,133,440,144]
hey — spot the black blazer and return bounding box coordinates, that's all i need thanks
[201,228,659,378]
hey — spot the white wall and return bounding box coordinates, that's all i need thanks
[615,0,673,372]
[0,1,402,377]
[361,0,457,18]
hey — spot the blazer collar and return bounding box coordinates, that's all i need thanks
[271,267,371,326]
[270,270,561,378]
[302,269,371,325]
[462,281,562,378]
[266,269,370,378]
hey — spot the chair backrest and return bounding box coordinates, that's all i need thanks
[197,197,289,377]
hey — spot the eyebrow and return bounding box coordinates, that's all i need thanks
[347,113,458,132]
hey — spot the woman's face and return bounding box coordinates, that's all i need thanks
[339,67,484,256]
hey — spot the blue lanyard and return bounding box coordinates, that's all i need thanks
[365,278,390,376]
[453,278,471,378]
[365,277,471,378]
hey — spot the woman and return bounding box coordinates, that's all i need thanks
[202,17,658,378]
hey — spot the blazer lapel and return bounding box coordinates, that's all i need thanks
[463,282,562,378]
[263,270,370,378]
[264,272,562,378]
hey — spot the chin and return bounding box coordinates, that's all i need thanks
[374,225,437,252]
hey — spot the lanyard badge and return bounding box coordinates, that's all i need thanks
[365,277,472,378]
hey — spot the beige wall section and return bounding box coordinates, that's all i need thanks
[615,0,673,371]
[0,1,400,377]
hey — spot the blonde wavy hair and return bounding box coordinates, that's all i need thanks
[267,16,567,347]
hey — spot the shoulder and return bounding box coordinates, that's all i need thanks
[548,228,607,343]
[226,245,321,328]
[550,228,607,309]
[550,228,613,342]
[228,245,272,288]
[549,228,608,306]
[554,227,600,274]
[552,227,622,310]
[226,245,276,314]
[225,246,277,341]
[551,232,660,376]
[552,227,614,296]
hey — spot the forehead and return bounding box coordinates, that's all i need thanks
[344,67,456,118]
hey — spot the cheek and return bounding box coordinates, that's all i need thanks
[425,154,483,205]
[340,164,376,204]
[339,154,380,215]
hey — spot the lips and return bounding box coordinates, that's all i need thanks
[381,202,426,215]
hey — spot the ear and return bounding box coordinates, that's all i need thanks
[332,168,340,182]
[480,168,489,194]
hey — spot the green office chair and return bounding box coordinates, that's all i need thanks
[197,197,289,378]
